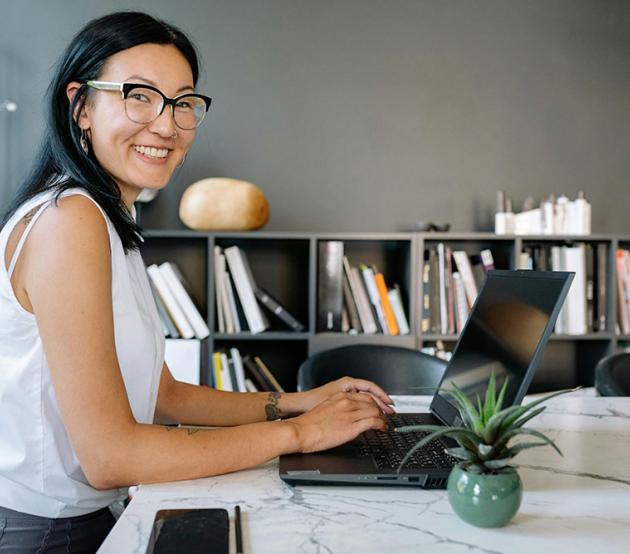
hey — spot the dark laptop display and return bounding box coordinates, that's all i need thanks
[279,270,574,488]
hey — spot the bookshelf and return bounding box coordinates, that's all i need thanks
[141,230,630,393]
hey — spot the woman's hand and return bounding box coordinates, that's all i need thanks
[298,377,395,415]
[287,391,389,453]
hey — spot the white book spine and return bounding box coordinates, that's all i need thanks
[230,347,247,392]
[220,352,233,391]
[219,256,234,333]
[224,246,267,334]
[146,265,195,339]
[564,245,587,335]
[244,378,258,393]
[387,288,410,335]
[214,246,225,333]
[452,251,479,308]
[361,266,389,335]
[159,262,210,339]
[223,271,241,333]
[452,272,469,333]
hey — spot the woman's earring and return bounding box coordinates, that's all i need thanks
[80,128,89,155]
[177,153,187,169]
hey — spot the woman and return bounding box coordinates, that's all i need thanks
[0,11,393,553]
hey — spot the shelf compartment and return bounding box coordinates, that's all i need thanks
[214,237,310,333]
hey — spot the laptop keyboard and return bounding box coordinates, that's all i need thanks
[357,414,457,470]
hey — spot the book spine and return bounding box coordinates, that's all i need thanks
[421,256,430,333]
[146,265,195,339]
[429,249,440,334]
[445,246,455,335]
[437,243,447,334]
[220,351,234,391]
[596,243,607,332]
[148,277,179,338]
[361,265,388,334]
[564,244,587,335]
[242,355,271,391]
[223,271,241,333]
[254,356,285,393]
[585,243,595,333]
[480,249,495,272]
[452,272,469,333]
[374,272,399,335]
[230,347,247,392]
[254,288,305,332]
[342,273,362,333]
[212,352,223,390]
[452,251,479,308]
[317,241,344,331]
[388,285,410,335]
[159,262,210,339]
[214,246,225,333]
[348,264,378,334]
[224,246,267,334]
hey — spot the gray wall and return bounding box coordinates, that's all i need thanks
[1,0,629,232]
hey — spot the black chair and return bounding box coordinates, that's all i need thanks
[594,352,630,396]
[297,344,448,395]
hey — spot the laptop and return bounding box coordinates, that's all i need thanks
[279,270,574,488]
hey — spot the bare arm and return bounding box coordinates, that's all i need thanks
[23,196,387,490]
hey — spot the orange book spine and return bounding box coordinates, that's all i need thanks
[374,273,399,336]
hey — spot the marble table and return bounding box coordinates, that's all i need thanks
[98,392,630,553]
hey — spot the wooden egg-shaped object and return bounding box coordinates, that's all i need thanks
[179,178,270,231]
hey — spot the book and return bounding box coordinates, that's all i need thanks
[220,351,234,391]
[149,278,179,338]
[421,255,431,333]
[344,257,377,334]
[452,272,469,333]
[254,288,305,332]
[437,243,447,334]
[214,246,225,333]
[224,246,268,334]
[244,378,258,392]
[242,355,275,392]
[159,262,210,340]
[445,246,455,335]
[230,347,247,392]
[585,243,595,332]
[452,251,479,308]
[596,243,607,332]
[551,246,566,334]
[318,241,344,331]
[222,271,240,333]
[388,284,410,335]
[146,264,195,339]
[429,249,440,333]
[564,244,587,335]
[480,249,495,272]
[616,249,630,335]
[374,271,399,335]
[360,265,389,334]
[342,272,362,333]
[212,352,223,390]
[254,356,285,393]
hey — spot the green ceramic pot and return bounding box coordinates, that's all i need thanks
[447,465,523,528]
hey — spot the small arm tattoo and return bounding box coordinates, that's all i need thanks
[265,392,283,420]
[162,425,203,435]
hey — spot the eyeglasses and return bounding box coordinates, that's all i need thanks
[84,81,212,130]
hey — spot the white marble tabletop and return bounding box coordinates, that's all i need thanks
[98,391,630,554]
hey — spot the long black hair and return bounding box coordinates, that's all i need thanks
[1,11,200,251]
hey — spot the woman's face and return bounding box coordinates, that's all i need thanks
[74,43,197,207]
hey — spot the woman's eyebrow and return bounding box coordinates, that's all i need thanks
[124,74,194,93]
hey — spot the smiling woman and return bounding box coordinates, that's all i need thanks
[0,11,393,554]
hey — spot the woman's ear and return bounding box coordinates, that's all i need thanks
[66,81,90,129]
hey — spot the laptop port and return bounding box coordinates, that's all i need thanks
[376,476,397,481]
[408,477,419,482]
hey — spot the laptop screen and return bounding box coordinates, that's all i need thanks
[430,271,573,425]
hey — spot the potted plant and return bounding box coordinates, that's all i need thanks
[396,374,574,528]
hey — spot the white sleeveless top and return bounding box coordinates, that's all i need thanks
[0,186,165,517]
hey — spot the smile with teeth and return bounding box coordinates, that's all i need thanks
[132,145,169,159]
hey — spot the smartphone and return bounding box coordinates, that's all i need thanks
[145,508,229,554]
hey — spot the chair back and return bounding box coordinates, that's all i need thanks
[298,344,447,395]
[595,352,630,396]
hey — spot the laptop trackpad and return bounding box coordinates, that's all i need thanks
[280,441,374,474]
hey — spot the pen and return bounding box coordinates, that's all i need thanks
[235,505,243,554]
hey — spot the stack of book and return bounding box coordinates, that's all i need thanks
[147,262,210,340]
[616,248,630,335]
[211,347,284,392]
[421,245,495,335]
[522,242,607,335]
[214,245,305,334]
[317,241,410,335]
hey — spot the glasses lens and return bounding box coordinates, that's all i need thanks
[124,87,163,124]
[173,95,208,129]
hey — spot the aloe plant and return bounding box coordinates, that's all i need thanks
[396,373,577,474]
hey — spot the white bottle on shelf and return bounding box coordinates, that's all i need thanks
[574,191,591,235]
[555,194,570,234]
[542,195,555,235]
